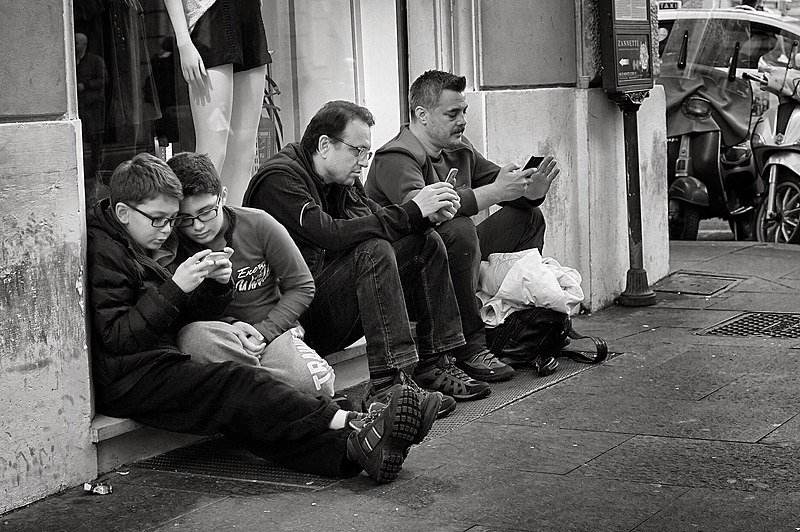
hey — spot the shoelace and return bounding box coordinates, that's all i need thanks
[399,369,428,395]
[471,350,500,366]
[349,401,387,431]
[441,356,475,382]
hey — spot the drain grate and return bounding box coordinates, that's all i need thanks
[698,312,800,338]
[654,271,743,296]
[133,353,615,487]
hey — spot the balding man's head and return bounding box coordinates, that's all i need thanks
[75,32,88,58]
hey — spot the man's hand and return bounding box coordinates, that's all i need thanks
[492,163,532,203]
[231,321,267,356]
[172,249,215,293]
[428,194,460,223]
[411,182,460,218]
[523,155,560,201]
[205,247,235,284]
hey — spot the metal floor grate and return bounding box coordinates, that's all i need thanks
[133,353,614,487]
[698,312,800,338]
[654,271,743,296]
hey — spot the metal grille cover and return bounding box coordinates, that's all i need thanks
[697,312,800,338]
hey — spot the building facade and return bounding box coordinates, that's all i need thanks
[0,0,667,512]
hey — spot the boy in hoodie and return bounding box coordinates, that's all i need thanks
[167,151,335,398]
[86,152,440,482]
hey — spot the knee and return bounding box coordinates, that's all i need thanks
[353,238,396,269]
[436,217,479,266]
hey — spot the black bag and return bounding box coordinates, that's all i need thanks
[485,306,607,371]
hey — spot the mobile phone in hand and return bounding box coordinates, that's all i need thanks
[523,156,545,171]
[205,249,233,272]
[445,168,458,186]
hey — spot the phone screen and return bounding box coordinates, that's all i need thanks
[523,156,545,171]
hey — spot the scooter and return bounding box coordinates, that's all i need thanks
[659,31,759,240]
[744,53,800,244]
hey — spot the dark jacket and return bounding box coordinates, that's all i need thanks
[366,125,544,215]
[86,199,233,404]
[243,142,430,276]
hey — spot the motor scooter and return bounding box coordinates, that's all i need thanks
[658,29,759,240]
[744,54,800,244]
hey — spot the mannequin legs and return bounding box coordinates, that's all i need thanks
[188,64,267,205]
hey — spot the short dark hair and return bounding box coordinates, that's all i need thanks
[409,70,467,121]
[109,153,183,206]
[167,152,222,197]
[300,100,375,155]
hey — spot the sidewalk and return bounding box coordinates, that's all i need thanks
[4,241,800,531]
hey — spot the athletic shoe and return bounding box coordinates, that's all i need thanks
[456,350,515,382]
[363,371,457,419]
[414,355,491,401]
[346,384,435,483]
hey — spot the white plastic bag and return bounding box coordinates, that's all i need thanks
[477,249,584,326]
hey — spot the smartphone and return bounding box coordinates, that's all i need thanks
[445,168,459,186]
[206,251,230,263]
[523,155,545,171]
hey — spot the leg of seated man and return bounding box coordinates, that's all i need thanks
[300,238,419,391]
[177,321,335,397]
[435,217,515,383]
[476,205,546,258]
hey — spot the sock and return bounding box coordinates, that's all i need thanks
[370,368,399,392]
[328,409,349,430]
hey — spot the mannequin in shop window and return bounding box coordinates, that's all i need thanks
[163,0,269,205]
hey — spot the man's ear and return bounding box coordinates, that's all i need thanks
[114,202,130,225]
[219,186,228,206]
[413,106,428,124]
[317,135,331,158]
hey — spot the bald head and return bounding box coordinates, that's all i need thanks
[75,32,88,59]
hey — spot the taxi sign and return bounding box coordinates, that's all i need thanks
[658,1,682,10]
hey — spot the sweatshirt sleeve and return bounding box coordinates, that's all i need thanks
[368,151,428,205]
[88,238,188,357]
[252,213,316,342]
[253,167,427,252]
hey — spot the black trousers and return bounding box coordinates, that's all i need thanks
[436,205,546,360]
[98,359,360,478]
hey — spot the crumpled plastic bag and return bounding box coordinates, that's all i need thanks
[477,249,584,326]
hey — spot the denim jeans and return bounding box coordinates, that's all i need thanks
[300,232,466,379]
[436,205,546,361]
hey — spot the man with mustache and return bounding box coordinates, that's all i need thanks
[367,70,561,378]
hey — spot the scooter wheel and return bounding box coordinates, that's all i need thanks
[755,173,800,244]
[668,202,701,241]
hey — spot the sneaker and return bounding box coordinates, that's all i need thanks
[346,384,434,483]
[364,371,457,419]
[456,350,515,382]
[414,355,491,401]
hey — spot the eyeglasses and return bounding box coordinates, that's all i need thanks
[176,197,221,228]
[125,203,181,228]
[330,136,373,161]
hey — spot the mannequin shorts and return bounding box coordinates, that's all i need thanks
[191,0,270,73]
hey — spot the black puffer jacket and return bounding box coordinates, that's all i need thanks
[243,142,430,276]
[86,199,233,404]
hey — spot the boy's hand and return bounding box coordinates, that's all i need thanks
[172,249,214,293]
[231,321,267,356]
[206,247,235,284]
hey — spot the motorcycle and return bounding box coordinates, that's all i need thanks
[658,26,759,240]
[744,53,800,244]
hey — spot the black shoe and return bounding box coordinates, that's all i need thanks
[456,350,515,382]
[414,356,491,401]
[346,384,432,483]
[364,371,456,419]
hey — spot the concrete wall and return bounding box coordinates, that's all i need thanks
[0,0,95,513]
[464,86,668,311]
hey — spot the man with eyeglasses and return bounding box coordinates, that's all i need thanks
[166,152,335,398]
[245,100,494,419]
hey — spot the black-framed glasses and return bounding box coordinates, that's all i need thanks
[330,136,373,161]
[125,203,181,228]
[176,196,221,228]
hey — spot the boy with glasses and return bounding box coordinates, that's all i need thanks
[167,152,335,397]
[86,152,440,483]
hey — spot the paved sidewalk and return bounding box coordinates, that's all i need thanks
[4,241,800,531]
